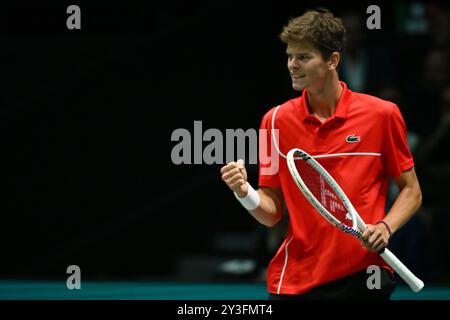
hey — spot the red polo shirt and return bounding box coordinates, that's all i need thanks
[259,82,414,294]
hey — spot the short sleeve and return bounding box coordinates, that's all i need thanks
[384,104,415,178]
[258,107,281,188]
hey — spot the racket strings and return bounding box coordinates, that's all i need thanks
[295,159,352,227]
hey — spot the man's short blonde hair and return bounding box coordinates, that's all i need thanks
[280,8,346,59]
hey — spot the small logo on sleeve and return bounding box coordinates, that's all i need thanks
[346,134,361,143]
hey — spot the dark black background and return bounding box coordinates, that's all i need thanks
[2,0,445,282]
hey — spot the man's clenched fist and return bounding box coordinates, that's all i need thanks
[220,159,248,197]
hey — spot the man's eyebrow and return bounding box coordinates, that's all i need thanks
[285,51,310,55]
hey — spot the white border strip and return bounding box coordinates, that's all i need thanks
[277,236,294,294]
[313,152,381,158]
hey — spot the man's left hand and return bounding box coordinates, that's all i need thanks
[359,223,390,252]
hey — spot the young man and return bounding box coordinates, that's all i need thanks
[220,9,422,299]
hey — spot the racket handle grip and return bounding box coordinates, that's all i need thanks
[379,248,424,293]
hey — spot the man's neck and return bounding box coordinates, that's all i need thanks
[306,76,343,122]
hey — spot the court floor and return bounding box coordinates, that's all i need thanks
[0,280,449,300]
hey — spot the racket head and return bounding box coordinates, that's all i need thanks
[286,148,360,235]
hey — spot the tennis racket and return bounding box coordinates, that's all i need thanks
[286,148,424,293]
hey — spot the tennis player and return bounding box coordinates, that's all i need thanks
[220,8,422,299]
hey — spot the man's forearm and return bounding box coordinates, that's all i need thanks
[384,184,422,234]
[247,189,284,227]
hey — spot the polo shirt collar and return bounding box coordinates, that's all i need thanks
[298,81,352,122]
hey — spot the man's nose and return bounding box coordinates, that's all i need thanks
[288,57,299,67]
[289,60,300,70]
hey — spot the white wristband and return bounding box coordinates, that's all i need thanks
[234,182,260,211]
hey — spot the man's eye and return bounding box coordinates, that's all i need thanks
[287,55,310,61]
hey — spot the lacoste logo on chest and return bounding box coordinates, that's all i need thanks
[346,134,360,143]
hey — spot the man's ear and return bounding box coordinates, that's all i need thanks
[328,52,340,70]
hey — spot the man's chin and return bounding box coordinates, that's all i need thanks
[292,83,306,91]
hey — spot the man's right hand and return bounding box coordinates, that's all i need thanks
[220,159,248,198]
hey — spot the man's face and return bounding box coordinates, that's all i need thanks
[286,41,330,91]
